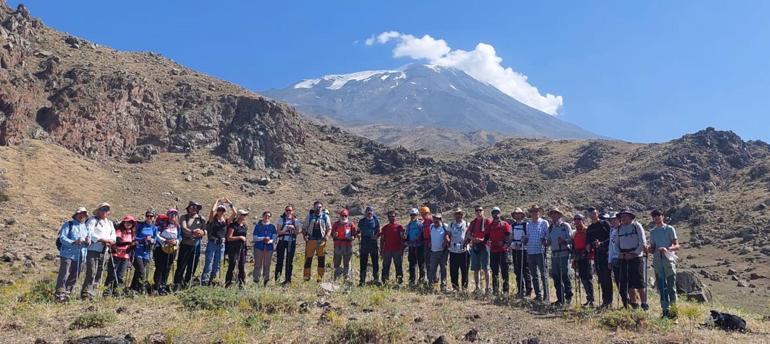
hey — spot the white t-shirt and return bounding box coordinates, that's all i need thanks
[430,224,448,252]
[87,217,116,252]
[448,221,468,253]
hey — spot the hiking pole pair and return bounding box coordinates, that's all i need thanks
[542,245,549,303]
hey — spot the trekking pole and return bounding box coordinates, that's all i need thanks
[108,247,118,294]
[574,263,580,307]
[643,251,648,308]
[519,249,524,297]
[542,245,549,303]
[75,246,83,297]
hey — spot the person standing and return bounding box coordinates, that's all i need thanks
[154,209,180,295]
[572,213,594,307]
[545,208,573,306]
[615,209,648,310]
[467,206,491,294]
[175,201,206,289]
[420,206,433,281]
[487,207,512,295]
[202,198,236,286]
[130,209,158,294]
[275,205,301,285]
[81,202,116,299]
[508,208,532,298]
[252,211,277,286]
[648,209,680,318]
[405,208,426,286]
[427,213,450,292]
[358,206,381,286]
[332,209,357,282]
[225,209,250,288]
[379,210,405,284]
[104,215,136,297]
[55,207,91,302]
[303,201,332,283]
[586,207,613,308]
[524,206,549,302]
[448,208,469,292]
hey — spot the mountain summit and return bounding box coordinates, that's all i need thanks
[264,63,598,140]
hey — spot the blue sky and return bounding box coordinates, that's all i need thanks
[8,0,770,143]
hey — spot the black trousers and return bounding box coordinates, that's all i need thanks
[595,252,613,305]
[449,251,469,290]
[407,245,426,284]
[130,258,150,293]
[104,257,129,294]
[152,248,176,291]
[359,239,379,284]
[490,251,510,292]
[511,250,532,296]
[275,240,296,282]
[174,244,196,287]
[576,258,595,303]
[225,248,246,287]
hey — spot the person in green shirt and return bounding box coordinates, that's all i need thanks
[648,209,680,319]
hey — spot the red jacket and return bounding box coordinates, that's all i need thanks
[332,221,357,247]
[112,226,135,260]
[573,228,593,260]
[380,223,405,252]
[486,220,511,253]
[421,218,433,245]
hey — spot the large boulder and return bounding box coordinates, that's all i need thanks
[676,270,712,303]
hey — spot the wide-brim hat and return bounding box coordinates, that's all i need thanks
[167,208,179,216]
[186,201,203,211]
[94,202,111,212]
[72,206,88,217]
[121,215,137,223]
[547,207,564,216]
[511,207,526,215]
[528,205,544,213]
[453,208,465,215]
[617,208,636,219]
[433,213,443,219]
[237,209,250,216]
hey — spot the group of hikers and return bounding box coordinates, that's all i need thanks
[54,199,681,319]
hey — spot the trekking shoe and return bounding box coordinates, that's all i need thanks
[582,301,594,308]
[641,303,649,311]
[551,301,564,307]
[281,280,291,286]
[630,303,640,310]
[598,303,612,310]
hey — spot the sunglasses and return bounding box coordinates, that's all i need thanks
[285,209,293,212]
[145,215,155,218]
[341,215,349,217]
[99,207,110,212]
[475,209,483,212]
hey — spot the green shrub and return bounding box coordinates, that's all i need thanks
[178,287,298,314]
[0,190,9,202]
[328,320,403,344]
[18,279,55,304]
[69,312,116,330]
[177,287,241,311]
[599,309,649,331]
[246,291,297,314]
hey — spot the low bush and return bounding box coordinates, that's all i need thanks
[18,279,55,304]
[69,312,116,330]
[599,309,649,331]
[178,287,298,314]
[177,287,241,311]
[328,320,403,344]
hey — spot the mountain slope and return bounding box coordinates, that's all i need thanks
[264,64,598,140]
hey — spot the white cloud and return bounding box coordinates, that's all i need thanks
[367,31,563,115]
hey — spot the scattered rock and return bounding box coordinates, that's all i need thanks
[341,183,360,195]
[514,338,541,344]
[433,335,449,344]
[184,175,193,182]
[750,273,765,280]
[727,268,737,276]
[414,317,424,323]
[44,253,55,261]
[34,339,50,344]
[145,332,168,344]
[115,306,127,314]
[4,218,15,226]
[737,280,749,288]
[64,335,134,344]
[676,270,712,302]
[463,329,479,342]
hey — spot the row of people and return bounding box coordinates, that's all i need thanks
[54,200,680,318]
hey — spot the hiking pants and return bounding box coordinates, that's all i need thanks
[359,239,379,284]
[576,258,594,303]
[381,250,403,283]
[253,247,273,284]
[428,250,448,288]
[551,255,572,303]
[490,251,510,293]
[275,239,296,283]
[449,251,469,291]
[618,256,644,307]
[333,245,353,281]
[153,248,176,291]
[528,253,548,300]
[304,239,327,281]
[225,247,246,287]
[55,257,81,298]
[655,258,677,311]
[202,239,225,284]
[174,244,197,287]
[512,250,532,297]
[192,243,202,277]
[104,257,129,295]
[595,251,613,306]
[407,245,426,284]
[130,257,150,293]
[81,250,105,298]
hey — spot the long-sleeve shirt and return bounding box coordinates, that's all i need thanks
[525,218,549,254]
[111,226,135,260]
[276,216,302,242]
[608,227,619,264]
[58,219,90,261]
[405,220,423,247]
[253,222,277,251]
[86,217,116,253]
[615,221,647,258]
[180,214,206,246]
[134,222,159,260]
[358,216,380,240]
[448,220,468,253]
[546,220,573,258]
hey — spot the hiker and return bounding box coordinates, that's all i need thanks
[55,207,91,302]
[225,208,249,288]
[420,206,433,282]
[467,206,491,294]
[103,215,137,297]
[427,213,450,291]
[405,208,426,285]
[524,205,549,302]
[607,213,625,299]
[586,207,613,308]
[130,209,158,294]
[153,209,180,295]
[448,208,469,292]
[202,198,236,286]
[174,201,206,289]
[303,201,332,282]
[380,210,405,284]
[275,205,301,285]
[81,202,116,299]
[648,209,680,318]
[508,208,533,298]
[488,207,512,295]
[358,206,381,286]
[252,211,277,286]
[545,208,573,306]
[615,209,648,310]
[332,208,357,282]
[572,213,595,307]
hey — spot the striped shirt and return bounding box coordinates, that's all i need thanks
[525,218,549,254]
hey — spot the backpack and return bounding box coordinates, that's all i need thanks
[55,220,76,251]
[334,221,354,240]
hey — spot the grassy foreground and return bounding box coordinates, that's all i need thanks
[1,251,769,344]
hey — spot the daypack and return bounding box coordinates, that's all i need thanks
[334,221,354,240]
[55,220,76,251]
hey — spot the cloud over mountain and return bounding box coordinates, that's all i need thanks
[366,31,563,115]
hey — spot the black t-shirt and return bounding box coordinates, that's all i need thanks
[586,220,611,254]
[208,219,228,241]
[225,222,248,253]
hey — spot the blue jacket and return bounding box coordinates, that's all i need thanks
[253,222,277,251]
[134,222,159,260]
[358,216,380,240]
[405,220,423,247]
[58,219,90,261]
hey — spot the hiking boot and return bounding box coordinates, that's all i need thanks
[582,301,594,308]
[281,280,291,286]
[630,303,639,310]
[641,303,649,311]
[598,303,612,310]
[551,301,564,307]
